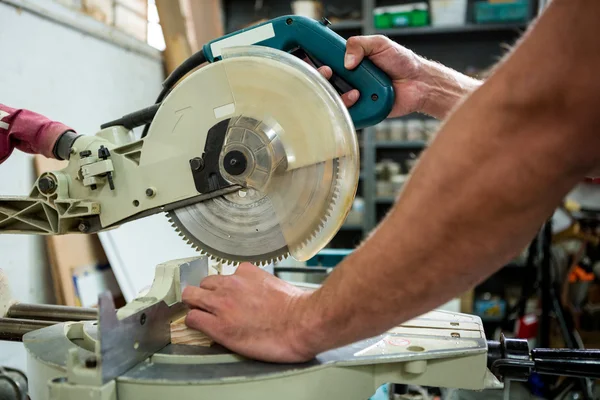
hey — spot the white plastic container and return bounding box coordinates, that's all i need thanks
[406,119,425,141]
[291,1,323,19]
[389,120,406,141]
[430,0,468,27]
[375,121,390,142]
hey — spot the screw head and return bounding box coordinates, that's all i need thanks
[371,93,379,101]
[78,222,90,233]
[85,356,97,368]
[145,188,155,197]
[286,18,293,25]
[38,176,57,194]
[140,313,147,325]
[223,151,248,176]
[190,157,204,172]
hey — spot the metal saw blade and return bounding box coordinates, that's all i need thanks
[165,46,359,265]
[167,157,339,266]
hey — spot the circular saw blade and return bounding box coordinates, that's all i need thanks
[167,156,339,266]
[166,46,359,265]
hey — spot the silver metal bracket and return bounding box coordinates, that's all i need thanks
[61,257,208,387]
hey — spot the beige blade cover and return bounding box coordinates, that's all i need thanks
[172,46,359,263]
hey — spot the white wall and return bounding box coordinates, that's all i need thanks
[0,0,163,370]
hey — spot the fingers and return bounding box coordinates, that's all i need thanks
[199,274,225,290]
[317,64,359,107]
[317,65,332,80]
[341,90,360,108]
[345,35,390,70]
[185,309,221,339]
[182,286,218,313]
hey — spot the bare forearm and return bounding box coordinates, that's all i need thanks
[293,0,600,355]
[419,59,481,119]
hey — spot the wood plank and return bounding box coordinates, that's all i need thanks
[0,269,15,317]
[170,315,214,346]
[181,0,223,52]
[156,0,192,74]
[169,261,225,346]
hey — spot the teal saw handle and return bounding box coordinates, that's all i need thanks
[203,15,395,129]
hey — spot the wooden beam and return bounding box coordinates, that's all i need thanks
[155,0,192,74]
[171,315,214,346]
[181,0,224,52]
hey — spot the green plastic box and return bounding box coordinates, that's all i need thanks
[374,3,429,29]
[474,1,530,24]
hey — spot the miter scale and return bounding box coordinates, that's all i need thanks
[1,15,598,400]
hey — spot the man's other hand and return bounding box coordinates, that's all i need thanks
[182,263,315,363]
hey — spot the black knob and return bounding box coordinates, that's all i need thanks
[79,150,92,158]
[85,356,97,368]
[321,17,331,26]
[98,145,111,160]
[190,157,205,172]
[223,151,248,176]
[38,176,57,194]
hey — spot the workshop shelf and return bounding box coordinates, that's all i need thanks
[377,22,527,37]
[375,141,427,149]
[330,20,363,31]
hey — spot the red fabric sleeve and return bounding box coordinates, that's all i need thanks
[0,104,74,164]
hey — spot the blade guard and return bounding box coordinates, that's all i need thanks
[204,15,395,130]
[165,47,360,264]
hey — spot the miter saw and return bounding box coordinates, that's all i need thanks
[1,15,599,400]
[0,15,395,266]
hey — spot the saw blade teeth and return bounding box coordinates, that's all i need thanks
[166,154,346,266]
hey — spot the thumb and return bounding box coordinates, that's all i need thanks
[344,35,391,70]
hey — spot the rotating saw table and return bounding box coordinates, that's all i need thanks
[5,259,599,399]
[16,258,502,400]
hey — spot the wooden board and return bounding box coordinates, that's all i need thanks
[156,0,192,75]
[170,315,214,347]
[168,263,226,347]
[181,0,224,52]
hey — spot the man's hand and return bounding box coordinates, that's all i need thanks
[182,263,316,363]
[318,35,481,119]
